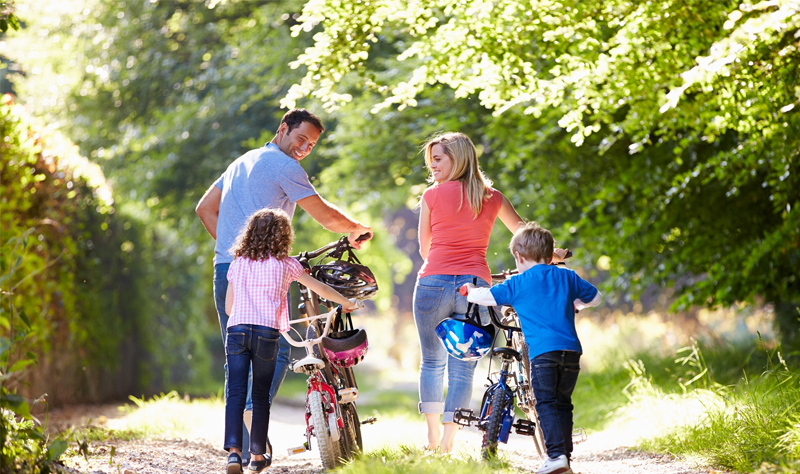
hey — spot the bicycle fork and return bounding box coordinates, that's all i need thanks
[453,373,539,443]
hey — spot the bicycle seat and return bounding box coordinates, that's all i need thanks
[492,347,521,361]
[291,355,325,373]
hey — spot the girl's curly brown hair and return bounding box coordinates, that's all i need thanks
[230,208,294,261]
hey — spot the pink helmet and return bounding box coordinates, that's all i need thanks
[320,329,368,368]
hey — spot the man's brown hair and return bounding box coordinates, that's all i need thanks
[230,208,294,261]
[509,222,554,263]
[281,108,325,134]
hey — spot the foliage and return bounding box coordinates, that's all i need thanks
[0,227,68,473]
[283,0,800,335]
[0,92,215,403]
[0,1,20,33]
[3,0,411,312]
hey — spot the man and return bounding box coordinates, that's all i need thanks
[196,108,372,465]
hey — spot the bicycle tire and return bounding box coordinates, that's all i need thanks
[341,367,363,452]
[481,388,507,459]
[338,402,362,459]
[309,390,338,470]
[512,333,547,459]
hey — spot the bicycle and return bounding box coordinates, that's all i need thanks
[454,253,586,459]
[281,236,377,470]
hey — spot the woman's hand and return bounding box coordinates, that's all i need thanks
[552,248,569,264]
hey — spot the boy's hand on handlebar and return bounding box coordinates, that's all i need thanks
[459,283,476,297]
[348,226,373,249]
[343,298,363,312]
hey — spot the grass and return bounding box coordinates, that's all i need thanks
[635,344,800,473]
[335,446,516,474]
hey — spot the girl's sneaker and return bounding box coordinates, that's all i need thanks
[535,454,572,474]
[226,452,243,474]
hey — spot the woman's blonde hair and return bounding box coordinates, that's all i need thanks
[230,208,294,261]
[422,132,493,217]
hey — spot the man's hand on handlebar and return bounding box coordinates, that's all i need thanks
[348,226,373,250]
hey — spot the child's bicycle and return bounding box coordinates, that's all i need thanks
[454,255,586,459]
[281,236,377,470]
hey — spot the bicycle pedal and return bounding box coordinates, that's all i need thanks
[360,416,377,425]
[453,408,478,427]
[338,387,358,404]
[512,419,536,436]
[287,443,310,455]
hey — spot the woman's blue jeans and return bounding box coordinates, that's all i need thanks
[224,324,279,456]
[413,274,489,423]
[531,350,581,460]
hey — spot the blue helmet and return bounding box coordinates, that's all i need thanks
[435,318,495,361]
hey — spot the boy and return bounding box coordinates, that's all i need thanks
[461,222,601,474]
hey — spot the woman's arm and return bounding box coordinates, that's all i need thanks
[418,199,432,260]
[297,272,359,311]
[497,194,525,233]
[225,282,234,316]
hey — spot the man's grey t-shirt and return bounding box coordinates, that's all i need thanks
[214,142,317,265]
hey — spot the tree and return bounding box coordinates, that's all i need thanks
[283,0,800,339]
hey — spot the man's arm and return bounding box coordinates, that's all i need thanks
[196,184,222,240]
[296,194,372,249]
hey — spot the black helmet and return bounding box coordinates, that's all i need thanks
[312,260,378,300]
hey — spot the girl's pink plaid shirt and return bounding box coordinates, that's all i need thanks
[226,256,304,332]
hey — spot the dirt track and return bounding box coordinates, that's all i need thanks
[48,401,728,474]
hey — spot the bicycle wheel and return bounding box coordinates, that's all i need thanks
[481,388,508,459]
[309,390,337,470]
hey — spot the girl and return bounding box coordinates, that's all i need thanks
[414,132,525,453]
[223,208,359,474]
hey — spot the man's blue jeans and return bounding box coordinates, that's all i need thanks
[223,324,279,455]
[531,350,581,460]
[413,274,489,423]
[214,264,292,458]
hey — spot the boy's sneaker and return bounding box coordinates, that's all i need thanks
[535,454,572,474]
[247,455,272,473]
[226,452,243,474]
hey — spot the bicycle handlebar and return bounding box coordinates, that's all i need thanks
[280,306,342,348]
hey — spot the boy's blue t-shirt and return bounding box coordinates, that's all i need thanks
[490,265,598,359]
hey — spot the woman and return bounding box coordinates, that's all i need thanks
[413,132,525,452]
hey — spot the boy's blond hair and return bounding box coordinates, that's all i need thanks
[510,222,554,263]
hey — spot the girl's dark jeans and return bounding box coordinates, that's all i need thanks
[531,350,581,460]
[224,324,279,456]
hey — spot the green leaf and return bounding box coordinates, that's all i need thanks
[10,358,36,373]
[47,439,69,462]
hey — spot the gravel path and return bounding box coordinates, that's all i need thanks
[48,401,728,474]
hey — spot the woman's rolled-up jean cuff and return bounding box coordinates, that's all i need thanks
[442,411,457,424]
[419,401,444,415]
